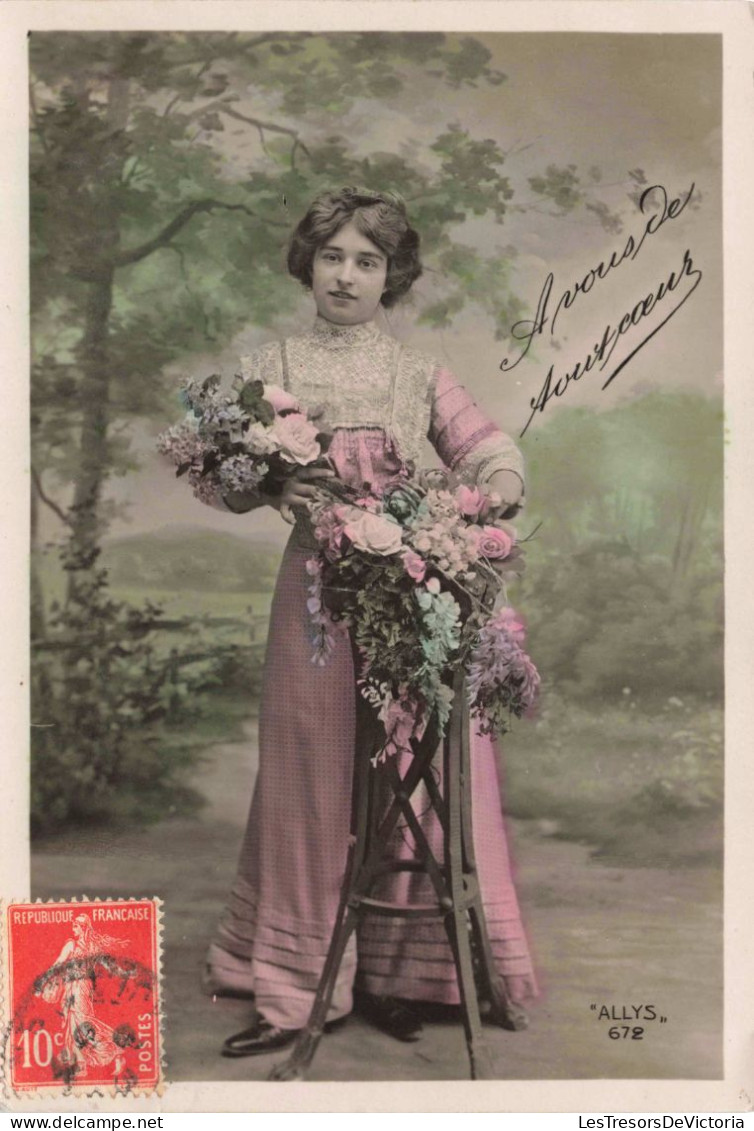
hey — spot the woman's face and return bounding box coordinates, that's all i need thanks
[311,219,388,326]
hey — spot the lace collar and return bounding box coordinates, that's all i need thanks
[308,315,383,350]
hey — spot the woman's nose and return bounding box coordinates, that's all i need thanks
[337,259,355,286]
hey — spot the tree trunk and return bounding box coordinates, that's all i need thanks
[64,70,130,594]
[30,478,46,640]
[65,268,114,589]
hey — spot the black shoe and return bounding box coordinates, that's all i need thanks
[221,1017,299,1058]
[355,992,423,1042]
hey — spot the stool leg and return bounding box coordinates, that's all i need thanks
[442,907,496,1079]
[443,670,497,1080]
[268,902,362,1080]
[459,700,528,1033]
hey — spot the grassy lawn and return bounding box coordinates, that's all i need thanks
[112,585,273,623]
[112,586,273,656]
[501,690,723,866]
[35,551,274,654]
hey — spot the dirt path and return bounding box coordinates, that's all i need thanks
[31,718,722,1082]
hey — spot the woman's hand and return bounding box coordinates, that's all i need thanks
[485,469,524,520]
[272,465,338,525]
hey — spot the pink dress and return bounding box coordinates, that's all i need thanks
[205,317,536,1029]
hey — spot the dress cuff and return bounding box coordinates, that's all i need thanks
[454,433,526,511]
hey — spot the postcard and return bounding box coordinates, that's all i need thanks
[1,0,752,1115]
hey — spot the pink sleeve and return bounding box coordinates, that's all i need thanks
[428,367,525,497]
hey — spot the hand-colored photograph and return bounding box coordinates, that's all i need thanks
[23,21,724,1094]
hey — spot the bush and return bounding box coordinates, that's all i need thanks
[515,541,723,703]
[30,544,262,834]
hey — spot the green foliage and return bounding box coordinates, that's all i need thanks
[431,124,514,219]
[528,163,583,212]
[515,391,723,704]
[520,540,722,701]
[30,543,263,833]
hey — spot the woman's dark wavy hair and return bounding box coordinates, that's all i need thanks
[287,187,423,308]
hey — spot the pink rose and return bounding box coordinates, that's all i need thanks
[477,525,514,560]
[343,510,403,556]
[313,506,347,558]
[401,549,426,582]
[269,412,321,464]
[262,383,301,414]
[455,484,486,518]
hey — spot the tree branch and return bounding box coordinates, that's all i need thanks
[112,198,286,268]
[242,32,304,52]
[162,57,214,118]
[31,467,72,528]
[255,123,271,159]
[162,91,184,118]
[217,105,311,157]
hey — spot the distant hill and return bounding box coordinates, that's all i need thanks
[101,526,282,593]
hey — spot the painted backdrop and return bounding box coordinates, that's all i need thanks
[29,31,723,1082]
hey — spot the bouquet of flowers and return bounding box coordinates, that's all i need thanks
[305,470,540,763]
[156,373,338,507]
[159,376,539,764]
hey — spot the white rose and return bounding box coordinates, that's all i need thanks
[269,413,321,464]
[246,420,280,456]
[344,511,403,556]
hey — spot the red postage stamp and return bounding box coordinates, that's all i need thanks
[2,899,163,1097]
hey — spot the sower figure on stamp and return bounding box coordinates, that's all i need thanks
[195,187,537,1056]
[37,914,128,1078]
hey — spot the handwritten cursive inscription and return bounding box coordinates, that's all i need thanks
[500,183,704,436]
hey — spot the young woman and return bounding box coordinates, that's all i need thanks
[203,187,536,1057]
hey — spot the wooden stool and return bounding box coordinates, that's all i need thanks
[269,648,527,1081]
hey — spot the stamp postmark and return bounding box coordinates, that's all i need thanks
[2,899,163,1097]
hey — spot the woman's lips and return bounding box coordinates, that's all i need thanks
[329,291,356,300]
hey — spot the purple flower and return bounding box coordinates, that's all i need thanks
[467,607,540,728]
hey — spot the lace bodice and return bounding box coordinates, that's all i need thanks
[218,316,524,516]
[240,317,435,469]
